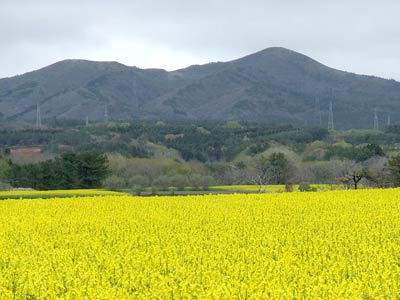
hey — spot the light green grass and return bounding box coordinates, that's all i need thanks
[210,184,356,193]
[0,189,128,199]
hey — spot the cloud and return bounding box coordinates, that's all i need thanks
[1,0,400,80]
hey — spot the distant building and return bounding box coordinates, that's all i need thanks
[10,147,43,155]
[58,144,74,153]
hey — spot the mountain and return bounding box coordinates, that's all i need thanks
[1,47,399,129]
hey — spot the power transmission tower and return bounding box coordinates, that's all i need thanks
[387,113,391,126]
[315,96,322,126]
[373,108,379,130]
[36,103,42,129]
[328,101,334,130]
[104,104,109,123]
[133,77,139,113]
[85,115,89,127]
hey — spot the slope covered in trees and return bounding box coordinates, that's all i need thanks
[2,121,400,192]
[1,48,400,129]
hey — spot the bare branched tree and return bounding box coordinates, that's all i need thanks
[249,156,270,193]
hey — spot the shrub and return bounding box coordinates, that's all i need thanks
[299,183,317,192]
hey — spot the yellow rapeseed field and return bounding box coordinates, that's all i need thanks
[0,189,399,299]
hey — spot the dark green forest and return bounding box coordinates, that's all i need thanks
[2,120,400,191]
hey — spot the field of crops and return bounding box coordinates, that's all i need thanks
[0,190,399,298]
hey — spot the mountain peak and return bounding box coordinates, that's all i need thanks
[1,48,400,129]
[257,46,296,54]
[43,59,128,71]
[237,46,317,64]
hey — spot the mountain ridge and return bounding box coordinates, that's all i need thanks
[1,47,399,129]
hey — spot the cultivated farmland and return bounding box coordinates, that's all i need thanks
[0,190,399,298]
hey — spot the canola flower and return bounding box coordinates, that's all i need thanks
[0,190,398,299]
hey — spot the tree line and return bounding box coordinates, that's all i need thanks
[6,152,108,190]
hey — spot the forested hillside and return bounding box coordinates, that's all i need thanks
[1,47,400,129]
[2,121,400,192]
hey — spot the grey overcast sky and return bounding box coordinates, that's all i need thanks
[1,0,400,80]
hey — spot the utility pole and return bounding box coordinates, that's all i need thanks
[36,103,42,129]
[373,108,379,130]
[328,101,334,130]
